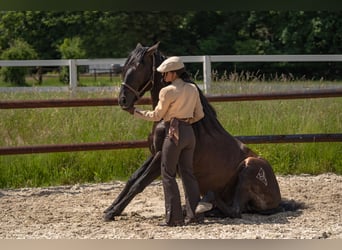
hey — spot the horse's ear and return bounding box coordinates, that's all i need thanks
[136,43,143,49]
[146,41,160,56]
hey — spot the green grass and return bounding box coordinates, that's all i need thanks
[0,79,341,188]
[0,96,153,188]
[213,99,341,175]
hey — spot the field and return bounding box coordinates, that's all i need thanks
[0,77,341,188]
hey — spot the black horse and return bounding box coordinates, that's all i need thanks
[104,42,301,221]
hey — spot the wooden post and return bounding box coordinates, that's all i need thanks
[203,55,211,94]
[69,59,77,92]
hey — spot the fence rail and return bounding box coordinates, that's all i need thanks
[0,54,341,93]
[1,88,342,109]
[0,88,341,155]
[1,134,341,156]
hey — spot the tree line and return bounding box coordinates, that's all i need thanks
[0,11,341,82]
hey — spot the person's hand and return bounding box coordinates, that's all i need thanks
[125,106,135,115]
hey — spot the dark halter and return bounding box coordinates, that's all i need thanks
[121,53,156,100]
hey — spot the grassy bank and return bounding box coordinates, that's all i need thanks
[0,80,341,188]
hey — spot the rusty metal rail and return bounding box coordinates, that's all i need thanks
[0,140,149,155]
[0,88,341,155]
[236,133,342,144]
[0,134,341,155]
[1,88,342,109]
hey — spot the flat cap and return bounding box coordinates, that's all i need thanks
[157,56,184,73]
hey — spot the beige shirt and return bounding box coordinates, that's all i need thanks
[134,78,204,124]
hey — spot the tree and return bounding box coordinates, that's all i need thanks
[57,37,86,83]
[57,37,86,59]
[79,11,187,58]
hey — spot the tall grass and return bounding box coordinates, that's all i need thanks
[25,73,123,87]
[0,80,341,188]
[210,80,341,175]
[214,99,341,174]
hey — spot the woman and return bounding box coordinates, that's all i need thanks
[127,56,206,226]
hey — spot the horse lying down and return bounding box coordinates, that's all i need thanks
[104,42,303,221]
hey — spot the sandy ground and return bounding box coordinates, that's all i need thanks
[0,173,341,239]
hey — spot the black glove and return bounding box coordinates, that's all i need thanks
[125,106,135,115]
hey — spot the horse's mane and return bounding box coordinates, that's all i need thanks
[123,45,166,78]
[192,84,227,138]
[122,46,148,76]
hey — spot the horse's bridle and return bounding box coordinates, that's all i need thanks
[121,53,156,100]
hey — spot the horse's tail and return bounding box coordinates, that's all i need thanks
[279,199,305,212]
[256,199,305,215]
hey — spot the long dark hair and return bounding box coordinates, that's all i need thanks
[174,68,226,137]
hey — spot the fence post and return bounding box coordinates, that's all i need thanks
[69,59,77,91]
[203,56,211,94]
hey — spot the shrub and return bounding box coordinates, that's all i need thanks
[0,39,38,86]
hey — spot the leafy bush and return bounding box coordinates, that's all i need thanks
[57,37,86,83]
[0,39,38,86]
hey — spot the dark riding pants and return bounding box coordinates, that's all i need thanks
[161,121,200,224]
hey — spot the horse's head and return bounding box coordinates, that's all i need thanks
[119,42,162,110]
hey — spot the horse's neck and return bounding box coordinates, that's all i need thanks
[151,54,165,108]
[150,77,163,108]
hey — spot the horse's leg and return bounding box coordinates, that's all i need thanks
[103,151,162,221]
[228,157,281,217]
[104,121,166,221]
[196,174,239,218]
[103,155,154,213]
[198,191,230,218]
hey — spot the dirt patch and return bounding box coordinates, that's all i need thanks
[0,173,341,239]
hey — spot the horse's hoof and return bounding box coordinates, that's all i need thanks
[195,201,213,214]
[229,212,242,219]
[103,205,114,214]
[226,206,242,218]
[229,211,242,218]
[103,212,116,222]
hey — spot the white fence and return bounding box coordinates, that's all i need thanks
[0,55,341,94]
